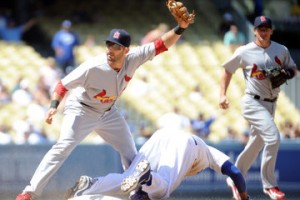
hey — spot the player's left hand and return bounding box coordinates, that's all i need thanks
[45,108,57,124]
[166,0,195,28]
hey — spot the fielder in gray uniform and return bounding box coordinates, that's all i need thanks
[65,128,250,200]
[16,18,192,200]
[219,16,298,200]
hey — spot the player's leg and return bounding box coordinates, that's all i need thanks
[65,174,127,200]
[141,132,197,199]
[121,159,152,193]
[235,129,264,177]
[256,104,284,199]
[237,96,266,177]
[242,98,283,198]
[19,113,96,198]
[243,100,280,186]
[95,107,137,169]
[256,104,280,188]
[66,153,147,199]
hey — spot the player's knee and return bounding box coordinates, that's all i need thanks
[50,141,77,157]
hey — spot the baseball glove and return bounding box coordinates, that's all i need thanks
[166,0,195,24]
[264,66,294,89]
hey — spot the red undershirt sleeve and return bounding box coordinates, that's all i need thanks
[154,38,168,56]
[54,80,68,98]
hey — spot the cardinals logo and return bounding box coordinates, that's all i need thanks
[113,31,120,39]
[124,74,132,82]
[94,89,116,103]
[274,56,282,67]
[250,64,266,80]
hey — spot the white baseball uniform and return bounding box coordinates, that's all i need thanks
[23,43,158,196]
[222,41,296,188]
[81,128,229,199]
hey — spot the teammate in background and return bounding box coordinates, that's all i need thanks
[223,24,246,51]
[51,20,80,75]
[218,12,234,37]
[16,13,193,200]
[65,129,250,200]
[219,16,298,200]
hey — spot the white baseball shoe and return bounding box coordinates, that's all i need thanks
[65,175,94,200]
[121,159,151,193]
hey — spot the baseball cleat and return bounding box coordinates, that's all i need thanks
[129,187,150,200]
[226,177,241,200]
[121,159,151,193]
[65,175,94,200]
[263,187,285,200]
[16,192,33,200]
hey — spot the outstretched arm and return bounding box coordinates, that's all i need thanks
[161,0,195,48]
[221,160,249,200]
[151,0,195,55]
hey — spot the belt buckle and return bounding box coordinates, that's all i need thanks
[253,95,276,102]
[253,95,260,100]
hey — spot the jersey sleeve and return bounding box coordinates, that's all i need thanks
[61,60,91,89]
[222,47,243,74]
[126,43,156,69]
[283,45,296,68]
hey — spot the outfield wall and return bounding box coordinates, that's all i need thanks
[1,140,300,196]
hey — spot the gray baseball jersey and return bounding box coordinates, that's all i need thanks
[23,43,158,196]
[62,43,156,115]
[222,41,296,188]
[223,41,296,99]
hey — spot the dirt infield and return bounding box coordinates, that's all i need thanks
[4,191,300,200]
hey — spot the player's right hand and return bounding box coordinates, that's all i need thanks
[219,96,230,110]
[45,108,57,124]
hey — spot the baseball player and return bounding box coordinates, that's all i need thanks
[65,128,250,200]
[219,16,298,200]
[16,5,194,200]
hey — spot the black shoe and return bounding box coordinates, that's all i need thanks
[65,176,93,199]
[121,159,151,193]
[129,187,150,200]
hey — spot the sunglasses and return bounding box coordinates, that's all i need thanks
[106,41,122,50]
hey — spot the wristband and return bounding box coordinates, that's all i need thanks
[287,68,295,79]
[50,100,60,109]
[174,25,186,35]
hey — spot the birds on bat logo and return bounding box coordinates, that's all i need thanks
[250,64,266,80]
[125,74,132,82]
[93,74,131,103]
[94,89,116,103]
[250,56,282,80]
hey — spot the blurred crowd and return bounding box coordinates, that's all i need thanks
[3,61,299,146]
[1,3,300,146]
[0,56,62,145]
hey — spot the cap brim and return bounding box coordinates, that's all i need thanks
[255,22,272,28]
[105,39,126,47]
